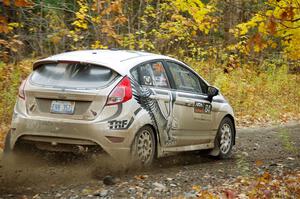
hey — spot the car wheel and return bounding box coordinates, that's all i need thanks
[132,126,156,167]
[214,117,234,159]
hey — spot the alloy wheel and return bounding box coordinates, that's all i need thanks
[136,129,153,164]
[220,123,232,154]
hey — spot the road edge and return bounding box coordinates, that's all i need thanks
[237,121,300,134]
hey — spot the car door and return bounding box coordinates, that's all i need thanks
[131,61,178,147]
[165,61,214,146]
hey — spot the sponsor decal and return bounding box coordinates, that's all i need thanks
[194,102,212,114]
[108,120,128,130]
[107,107,142,130]
[131,79,176,146]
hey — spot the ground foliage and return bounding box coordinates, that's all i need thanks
[180,170,300,198]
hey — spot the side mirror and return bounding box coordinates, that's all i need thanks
[207,86,219,102]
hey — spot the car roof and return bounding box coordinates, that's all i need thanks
[33,50,180,75]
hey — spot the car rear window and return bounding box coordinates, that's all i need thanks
[31,63,118,89]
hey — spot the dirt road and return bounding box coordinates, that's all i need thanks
[0,122,299,198]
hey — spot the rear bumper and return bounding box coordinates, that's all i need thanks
[9,113,140,163]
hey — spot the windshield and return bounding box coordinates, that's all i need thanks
[31,63,118,89]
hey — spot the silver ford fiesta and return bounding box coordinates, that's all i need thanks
[4,50,236,166]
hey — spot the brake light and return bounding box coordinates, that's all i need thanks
[18,78,27,100]
[106,76,132,105]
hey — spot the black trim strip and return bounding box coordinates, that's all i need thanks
[126,117,134,129]
[134,107,142,115]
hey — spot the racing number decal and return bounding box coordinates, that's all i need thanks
[194,102,212,114]
[108,120,128,129]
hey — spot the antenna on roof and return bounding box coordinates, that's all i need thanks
[110,48,123,51]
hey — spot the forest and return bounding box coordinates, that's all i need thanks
[0,1,299,197]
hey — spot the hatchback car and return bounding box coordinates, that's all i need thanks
[4,50,235,166]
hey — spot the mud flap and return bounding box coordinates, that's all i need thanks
[3,130,12,155]
[209,146,220,156]
[209,133,221,156]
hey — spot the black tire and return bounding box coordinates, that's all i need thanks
[131,126,156,167]
[214,117,234,159]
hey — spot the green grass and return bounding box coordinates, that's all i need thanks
[278,129,298,154]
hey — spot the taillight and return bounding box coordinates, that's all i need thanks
[18,79,27,100]
[106,76,132,105]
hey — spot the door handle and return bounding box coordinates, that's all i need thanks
[184,100,194,106]
[175,99,194,106]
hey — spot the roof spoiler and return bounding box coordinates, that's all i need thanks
[33,60,92,70]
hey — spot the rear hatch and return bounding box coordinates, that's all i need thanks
[25,62,119,120]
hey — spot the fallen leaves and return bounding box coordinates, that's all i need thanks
[255,160,264,167]
[181,170,300,198]
[223,189,236,199]
[134,175,149,180]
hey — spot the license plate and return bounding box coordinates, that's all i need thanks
[50,100,75,114]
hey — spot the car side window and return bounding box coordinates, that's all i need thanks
[134,61,170,88]
[131,68,139,82]
[167,61,203,94]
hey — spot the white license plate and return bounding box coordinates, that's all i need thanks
[50,100,75,114]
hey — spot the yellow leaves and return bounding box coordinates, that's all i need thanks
[91,16,100,23]
[72,20,88,30]
[267,40,277,49]
[235,23,248,36]
[234,14,265,36]
[75,12,86,21]
[282,28,300,60]
[91,40,107,49]
[67,30,84,42]
[72,0,89,30]
[8,22,21,28]
[7,22,23,32]
[173,0,218,34]
[231,0,300,59]
[258,22,267,34]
